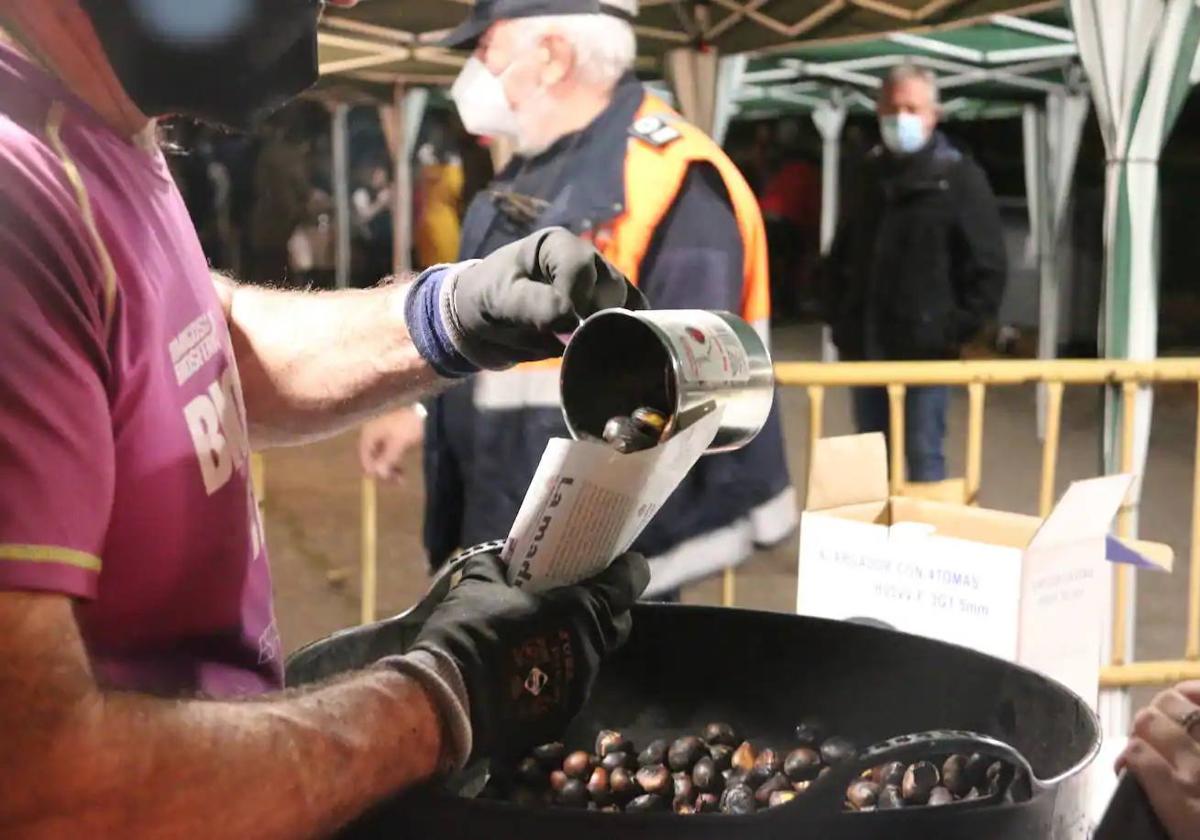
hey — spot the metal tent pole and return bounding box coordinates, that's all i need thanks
[812,92,847,363]
[332,102,351,290]
[1023,104,1052,441]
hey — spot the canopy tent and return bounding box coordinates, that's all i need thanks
[314,1,1080,289]
[1068,0,1200,486]
[316,0,1063,95]
[724,13,1088,371]
[1063,0,1200,738]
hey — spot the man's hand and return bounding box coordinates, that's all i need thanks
[1118,681,1200,838]
[447,227,646,368]
[359,406,425,482]
[0,591,446,839]
[387,551,650,766]
[404,228,646,377]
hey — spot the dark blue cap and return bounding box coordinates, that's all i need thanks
[441,0,633,50]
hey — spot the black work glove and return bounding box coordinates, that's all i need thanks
[388,550,649,768]
[444,227,646,370]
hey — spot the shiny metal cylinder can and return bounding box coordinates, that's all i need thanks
[559,309,775,454]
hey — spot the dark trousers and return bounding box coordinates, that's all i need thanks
[851,386,949,482]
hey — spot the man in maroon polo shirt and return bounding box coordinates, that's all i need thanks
[0,1,647,836]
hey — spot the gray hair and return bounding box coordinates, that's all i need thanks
[509,14,637,90]
[880,63,940,107]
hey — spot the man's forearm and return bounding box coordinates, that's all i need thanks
[219,276,443,448]
[7,667,442,839]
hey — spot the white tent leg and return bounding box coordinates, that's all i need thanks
[391,83,413,277]
[712,54,747,145]
[812,94,847,364]
[1068,0,1200,758]
[1023,105,1054,440]
[666,47,721,135]
[402,87,429,166]
[332,102,351,290]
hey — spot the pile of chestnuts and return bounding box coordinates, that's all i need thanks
[486,719,1014,816]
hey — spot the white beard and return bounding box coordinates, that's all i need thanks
[512,94,565,157]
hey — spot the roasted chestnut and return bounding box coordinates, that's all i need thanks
[673,772,695,803]
[532,742,567,770]
[638,739,668,768]
[754,772,791,805]
[549,770,568,793]
[695,792,720,813]
[846,779,880,810]
[703,722,738,747]
[901,761,939,805]
[557,778,589,808]
[601,751,634,773]
[928,785,955,807]
[672,798,695,815]
[595,729,632,758]
[668,736,707,772]
[635,764,672,797]
[873,763,902,787]
[719,783,756,815]
[783,747,822,782]
[964,753,991,789]
[587,767,611,806]
[602,416,658,454]
[750,748,783,785]
[563,751,595,780]
[609,767,639,802]
[731,741,757,773]
[941,754,971,797]
[692,756,720,793]
[768,790,797,808]
[626,793,667,812]
[708,744,733,772]
[877,785,905,810]
[724,768,749,790]
[986,760,1013,796]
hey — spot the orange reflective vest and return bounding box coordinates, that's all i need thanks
[592,94,770,328]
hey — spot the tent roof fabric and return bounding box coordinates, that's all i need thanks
[318,0,1063,97]
[732,9,1082,120]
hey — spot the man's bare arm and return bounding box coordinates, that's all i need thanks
[216,276,442,449]
[218,229,640,450]
[0,591,443,839]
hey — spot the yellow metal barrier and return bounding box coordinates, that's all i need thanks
[774,357,1200,690]
[252,357,1200,690]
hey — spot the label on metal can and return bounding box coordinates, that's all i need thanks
[661,314,750,385]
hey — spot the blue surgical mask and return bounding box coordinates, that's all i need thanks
[880,113,929,155]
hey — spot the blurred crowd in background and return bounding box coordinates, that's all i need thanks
[163,100,839,325]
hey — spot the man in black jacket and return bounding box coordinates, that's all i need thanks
[824,64,1006,482]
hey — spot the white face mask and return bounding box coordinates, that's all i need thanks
[451,56,519,140]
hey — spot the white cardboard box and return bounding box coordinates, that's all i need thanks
[796,433,1172,706]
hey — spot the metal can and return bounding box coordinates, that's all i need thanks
[559,309,775,454]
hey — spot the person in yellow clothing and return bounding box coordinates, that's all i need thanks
[414,143,464,268]
[362,0,796,598]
